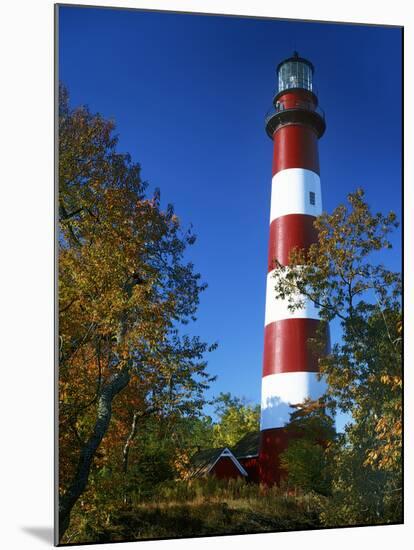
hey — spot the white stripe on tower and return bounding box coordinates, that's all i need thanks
[269,168,322,221]
[264,269,320,326]
[260,372,327,430]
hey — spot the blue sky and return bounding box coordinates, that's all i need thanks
[58,7,402,430]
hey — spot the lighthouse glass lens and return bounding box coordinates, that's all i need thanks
[278,61,312,92]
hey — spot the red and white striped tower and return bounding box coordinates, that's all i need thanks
[259,53,328,485]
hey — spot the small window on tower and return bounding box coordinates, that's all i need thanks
[309,191,316,205]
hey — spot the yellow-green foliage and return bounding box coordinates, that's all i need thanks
[211,393,260,447]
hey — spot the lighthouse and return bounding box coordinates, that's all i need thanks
[259,53,328,485]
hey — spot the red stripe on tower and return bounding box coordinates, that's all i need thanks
[272,124,320,175]
[267,214,319,270]
[259,52,329,485]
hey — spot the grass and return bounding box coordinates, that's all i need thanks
[63,478,325,544]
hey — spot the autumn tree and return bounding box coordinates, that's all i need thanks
[211,392,260,448]
[58,85,215,540]
[272,189,402,524]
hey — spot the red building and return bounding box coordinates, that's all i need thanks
[188,432,259,482]
[189,447,248,480]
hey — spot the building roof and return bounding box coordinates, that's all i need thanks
[189,447,226,478]
[189,446,248,478]
[231,431,260,459]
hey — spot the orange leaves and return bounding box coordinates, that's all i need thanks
[362,369,402,472]
[380,374,402,389]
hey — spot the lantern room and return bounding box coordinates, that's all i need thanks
[277,51,314,93]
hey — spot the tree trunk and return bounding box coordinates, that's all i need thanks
[58,366,130,541]
[122,411,139,505]
[121,406,159,503]
[122,411,139,475]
